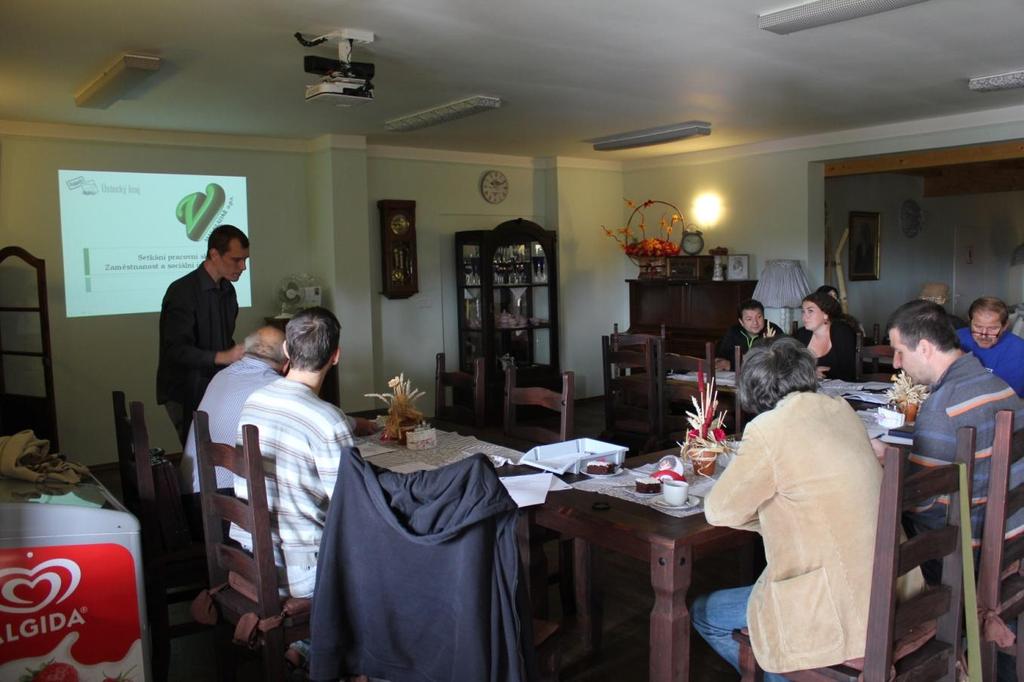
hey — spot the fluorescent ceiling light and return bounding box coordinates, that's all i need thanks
[758,0,932,35]
[969,69,1024,93]
[588,121,711,152]
[75,53,161,108]
[385,95,501,132]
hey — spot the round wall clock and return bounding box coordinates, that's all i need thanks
[900,199,923,238]
[480,170,509,204]
[681,231,705,255]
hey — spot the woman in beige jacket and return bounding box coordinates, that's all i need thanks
[692,336,898,677]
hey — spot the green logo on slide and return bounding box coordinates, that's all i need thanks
[176,183,226,241]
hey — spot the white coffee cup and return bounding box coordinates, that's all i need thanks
[662,480,690,506]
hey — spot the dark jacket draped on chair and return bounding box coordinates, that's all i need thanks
[309,450,537,682]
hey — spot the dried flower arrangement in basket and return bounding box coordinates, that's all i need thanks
[602,199,687,278]
[365,373,425,441]
[679,365,728,477]
[885,370,929,423]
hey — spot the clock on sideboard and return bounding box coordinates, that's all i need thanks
[377,199,419,299]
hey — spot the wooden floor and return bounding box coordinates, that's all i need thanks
[100,398,748,681]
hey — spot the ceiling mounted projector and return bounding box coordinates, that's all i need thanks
[296,28,375,106]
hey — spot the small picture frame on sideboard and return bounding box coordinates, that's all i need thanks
[726,254,750,280]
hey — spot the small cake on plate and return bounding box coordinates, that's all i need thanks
[635,477,662,494]
[586,461,617,475]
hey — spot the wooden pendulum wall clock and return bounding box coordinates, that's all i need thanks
[377,199,418,299]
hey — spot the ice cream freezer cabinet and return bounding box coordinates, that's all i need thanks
[0,476,149,681]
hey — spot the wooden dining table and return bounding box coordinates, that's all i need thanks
[506,450,756,682]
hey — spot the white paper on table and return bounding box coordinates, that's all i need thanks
[841,392,890,405]
[856,409,888,439]
[500,473,572,508]
[669,370,736,387]
[356,441,398,458]
[388,461,437,474]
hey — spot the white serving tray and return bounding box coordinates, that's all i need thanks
[520,438,627,475]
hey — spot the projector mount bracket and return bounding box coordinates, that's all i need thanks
[294,28,374,66]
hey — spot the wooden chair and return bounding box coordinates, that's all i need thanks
[504,366,574,444]
[977,410,1024,681]
[661,341,716,443]
[856,331,895,382]
[192,412,311,681]
[435,352,485,427]
[734,429,976,682]
[111,391,206,682]
[601,333,660,454]
[733,345,745,435]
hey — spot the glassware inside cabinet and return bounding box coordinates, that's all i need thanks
[492,243,532,285]
[531,242,547,283]
[463,288,482,329]
[461,244,481,286]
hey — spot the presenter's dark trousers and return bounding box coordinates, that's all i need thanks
[164,401,189,447]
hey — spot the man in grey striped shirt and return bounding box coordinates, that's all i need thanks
[229,307,375,598]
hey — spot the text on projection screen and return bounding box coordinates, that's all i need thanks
[58,170,251,318]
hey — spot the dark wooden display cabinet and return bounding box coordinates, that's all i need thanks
[455,219,560,422]
[627,279,757,356]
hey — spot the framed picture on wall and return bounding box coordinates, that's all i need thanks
[726,254,749,280]
[848,211,880,281]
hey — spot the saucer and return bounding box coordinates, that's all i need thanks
[653,494,701,510]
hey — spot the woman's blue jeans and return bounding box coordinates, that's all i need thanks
[691,584,789,682]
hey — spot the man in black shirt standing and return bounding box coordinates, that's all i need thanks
[715,299,784,370]
[157,224,249,445]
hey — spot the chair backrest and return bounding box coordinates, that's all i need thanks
[602,334,659,438]
[434,353,486,427]
[112,390,140,515]
[660,340,715,379]
[194,411,282,617]
[504,367,574,444]
[732,345,744,435]
[976,410,1022,681]
[856,331,896,382]
[862,430,975,681]
[112,392,192,555]
[661,341,716,442]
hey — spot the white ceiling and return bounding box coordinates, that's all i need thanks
[3,0,1024,159]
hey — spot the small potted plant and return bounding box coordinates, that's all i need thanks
[365,373,425,443]
[885,371,929,424]
[680,366,728,477]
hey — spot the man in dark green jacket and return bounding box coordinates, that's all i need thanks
[715,299,785,370]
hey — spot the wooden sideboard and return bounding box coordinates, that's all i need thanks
[627,279,757,356]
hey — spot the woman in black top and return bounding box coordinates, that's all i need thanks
[794,290,858,381]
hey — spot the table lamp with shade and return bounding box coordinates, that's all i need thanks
[752,259,811,333]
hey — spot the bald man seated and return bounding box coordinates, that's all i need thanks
[179,324,377,538]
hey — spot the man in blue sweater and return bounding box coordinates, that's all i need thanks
[957,296,1024,396]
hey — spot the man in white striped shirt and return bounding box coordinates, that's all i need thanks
[230,307,373,598]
